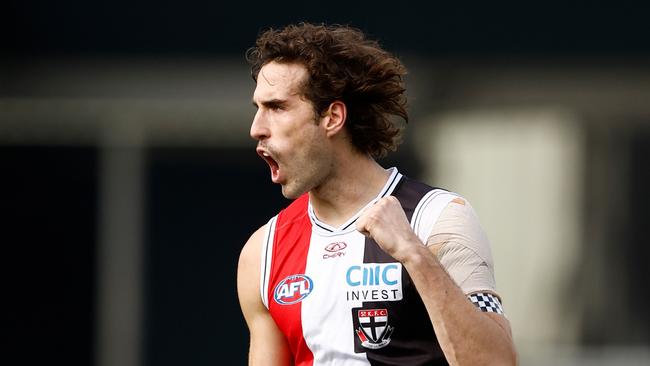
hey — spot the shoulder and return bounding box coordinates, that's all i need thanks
[397,177,462,241]
[430,197,486,240]
[428,197,490,255]
[238,194,310,281]
[420,197,501,296]
[238,222,274,318]
[428,197,497,280]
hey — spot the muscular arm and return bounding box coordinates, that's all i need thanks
[356,197,517,366]
[237,226,293,366]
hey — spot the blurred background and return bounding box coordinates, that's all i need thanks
[3,1,650,365]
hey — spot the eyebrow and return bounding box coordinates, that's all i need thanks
[252,98,288,109]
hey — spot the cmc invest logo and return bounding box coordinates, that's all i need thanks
[273,274,313,305]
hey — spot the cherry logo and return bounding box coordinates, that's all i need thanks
[325,242,347,252]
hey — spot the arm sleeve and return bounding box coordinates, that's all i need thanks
[426,199,498,296]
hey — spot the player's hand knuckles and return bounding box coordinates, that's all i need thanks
[366,210,382,225]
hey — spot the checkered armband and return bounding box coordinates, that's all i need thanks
[468,292,504,315]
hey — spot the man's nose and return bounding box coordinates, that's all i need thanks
[250,110,270,140]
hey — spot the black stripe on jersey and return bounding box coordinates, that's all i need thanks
[313,220,334,232]
[377,170,401,200]
[354,177,449,366]
[341,221,355,231]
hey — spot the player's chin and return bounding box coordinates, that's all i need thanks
[280,181,308,200]
[280,185,302,200]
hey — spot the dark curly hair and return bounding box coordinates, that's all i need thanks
[246,23,408,158]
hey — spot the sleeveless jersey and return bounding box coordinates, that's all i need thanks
[260,168,459,366]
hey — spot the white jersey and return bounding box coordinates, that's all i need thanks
[260,168,466,365]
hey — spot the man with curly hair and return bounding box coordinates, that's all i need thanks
[237,23,516,366]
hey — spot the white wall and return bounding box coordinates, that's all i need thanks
[416,109,585,354]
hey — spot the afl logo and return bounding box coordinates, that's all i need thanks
[325,242,347,252]
[273,274,314,305]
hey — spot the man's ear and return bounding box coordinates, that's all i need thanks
[322,101,347,137]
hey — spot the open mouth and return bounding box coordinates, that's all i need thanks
[257,148,280,183]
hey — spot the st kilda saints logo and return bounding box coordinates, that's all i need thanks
[352,308,394,350]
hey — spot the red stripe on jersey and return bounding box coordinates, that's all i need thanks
[268,194,314,366]
[356,329,368,343]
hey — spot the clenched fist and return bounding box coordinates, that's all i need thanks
[356,196,423,262]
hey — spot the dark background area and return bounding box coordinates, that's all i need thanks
[3,1,650,58]
[144,148,288,365]
[4,146,98,365]
[3,1,650,365]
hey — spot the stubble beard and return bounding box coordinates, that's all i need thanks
[280,140,332,200]
[278,110,333,199]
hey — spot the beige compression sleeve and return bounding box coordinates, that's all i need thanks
[426,199,498,296]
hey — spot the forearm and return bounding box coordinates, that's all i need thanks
[355,195,516,364]
[401,244,516,366]
[248,334,292,366]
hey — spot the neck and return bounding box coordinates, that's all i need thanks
[309,152,390,228]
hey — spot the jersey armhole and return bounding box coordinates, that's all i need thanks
[260,216,278,309]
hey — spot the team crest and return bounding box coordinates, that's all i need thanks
[354,308,394,349]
